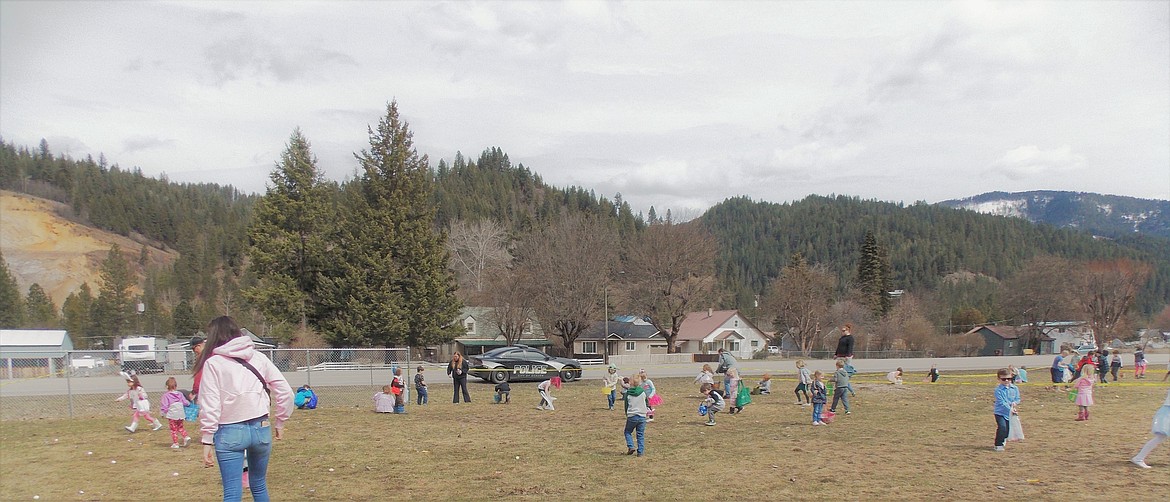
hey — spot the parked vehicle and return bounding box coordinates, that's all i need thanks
[119,336,166,374]
[469,345,583,384]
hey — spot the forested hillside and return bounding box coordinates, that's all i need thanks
[432,147,642,237]
[701,195,1170,316]
[940,191,1170,240]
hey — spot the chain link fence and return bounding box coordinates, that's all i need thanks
[0,348,425,421]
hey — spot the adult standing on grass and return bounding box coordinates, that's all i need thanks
[717,348,739,397]
[835,323,855,361]
[197,316,294,502]
[448,352,472,403]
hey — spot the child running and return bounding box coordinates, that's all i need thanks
[536,376,562,410]
[794,360,811,405]
[603,364,620,410]
[1130,370,1170,468]
[159,377,191,448]
[1073,364,1096,421]
[811,370,828,425]
[115,373,162,432]
[639,369,660,421]
[414,366,428,405]
[829,359,852,415]
[700,383,725,426]
[623,373,649,456]
[993,368,1021,451]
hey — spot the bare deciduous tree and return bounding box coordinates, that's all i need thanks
[1076,258,1151,347]
[762,255,836,357]
[485,268,536,346]
[448,219,511,298]
[626,221,718,353]
[876,294,935,353]
[514,215,619,356]
[1001,255,1078,351]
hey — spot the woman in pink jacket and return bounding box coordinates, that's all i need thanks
[195,316,294,502]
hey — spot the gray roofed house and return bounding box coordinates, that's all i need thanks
[449,306,550,356]
[0,329,73,378]
[575,316,664,360]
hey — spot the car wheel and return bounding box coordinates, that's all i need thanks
[560,369,578,382]
[490,369,509,384]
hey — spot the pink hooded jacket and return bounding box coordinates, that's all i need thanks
[198,336,294,445]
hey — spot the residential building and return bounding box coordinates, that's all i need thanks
[675,309,770,360]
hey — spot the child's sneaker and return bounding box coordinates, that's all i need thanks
[705,421,716,426]
[182,436,191,447]
[994,446,1005,452]
[1130,457,1152,469]
[171,443,181,449]
[151,421,164,431]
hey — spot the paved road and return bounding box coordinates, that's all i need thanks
[2,353,1166,396]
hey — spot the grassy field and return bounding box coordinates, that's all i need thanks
[2,372,1168,501]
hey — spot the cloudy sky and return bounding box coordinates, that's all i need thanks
[2,1,1167,215]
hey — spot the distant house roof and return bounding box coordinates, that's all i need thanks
[966,325,1020,340]
[0,330,70,347]
[713,330,743,341]
[0,329,73,358]
[457,306,545,339]
[578,319,661,341]
[677,310,740,341]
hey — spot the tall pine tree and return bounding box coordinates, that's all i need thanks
[0,251,26,328]
[857,231,892,318]
[62,283,94,348]
[317,101,461,347]
[246,128,332,333]
[91,244,135,345]
[25,283,57,328]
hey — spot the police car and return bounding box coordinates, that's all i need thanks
[469,345,583,384]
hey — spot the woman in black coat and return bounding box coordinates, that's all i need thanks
[447,352,472,403]
[834,323,855,360]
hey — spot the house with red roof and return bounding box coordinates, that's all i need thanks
[675,309,770,359]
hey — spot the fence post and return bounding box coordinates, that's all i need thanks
[305,348,311,387]
[65,351,74,419]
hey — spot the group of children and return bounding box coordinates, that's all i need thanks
[375,366,427,413]
[115,373,195,449]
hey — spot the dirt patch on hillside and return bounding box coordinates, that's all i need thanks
[0,191,178,306]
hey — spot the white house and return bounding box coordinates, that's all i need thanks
[674,309,769,360]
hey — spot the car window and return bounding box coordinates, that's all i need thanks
[520,350,547,360]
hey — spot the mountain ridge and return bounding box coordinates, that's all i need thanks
[938,190,1170,240]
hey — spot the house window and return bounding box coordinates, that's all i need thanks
[751,340,759,348]
[729,341,740,351]
[734,320,739,327]
[582,341,597,354]
[626,341,636,351]
[464,319,475,335]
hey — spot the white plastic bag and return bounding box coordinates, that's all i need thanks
[1007,414,1024,441]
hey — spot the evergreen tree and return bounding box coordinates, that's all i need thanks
[91,244,135,344]
[318,101,462,347]
[62,283,94,347]
[246,128,332,330]
[857,231,892,318]
[0,251,25,328]
[171,299,200,338]
[25,283,57,327]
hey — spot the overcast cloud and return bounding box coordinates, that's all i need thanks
[2,1,1167,215]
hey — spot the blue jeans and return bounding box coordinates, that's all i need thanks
[214,416,272,502]
[607,390,616,409]
[624,415,646,455]
[994,414,1009,447]
[416,387,428,405]
[830,388,850,412]
[812,403,824,423]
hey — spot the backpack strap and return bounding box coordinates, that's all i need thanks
[226,356,270,395]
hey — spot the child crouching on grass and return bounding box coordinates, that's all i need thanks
[537,376,562,410]
[993,368,1021,451]
[624,374,648,456]
[374,385,395,413]
[754,373,772,395]
[700,383,724,426]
